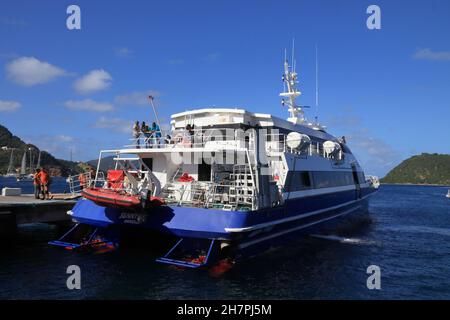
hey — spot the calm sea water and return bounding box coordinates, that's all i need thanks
[1,180,449,299]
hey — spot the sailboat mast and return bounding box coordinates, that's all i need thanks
[20,151,26,175]
[7,148,15,174]
[29,147,33,173]
[36,150,41,168]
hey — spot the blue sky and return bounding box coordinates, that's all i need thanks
[0,0,449,176]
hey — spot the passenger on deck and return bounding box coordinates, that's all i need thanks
[88,167,95,187]
[149,122,162,147]
[133,121,141,148]
[186,124,195,137]
[183,124,196,147]
[164,134,173,145]
[33,168,41,199]
[141,121,150,147]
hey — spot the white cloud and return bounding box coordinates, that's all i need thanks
[342,127,403,177]
[324,111,403,177]
[93,117,132,134]
[64,99,113,112]
[114,90,160,106]
[412,48,450,61]
[6,57,67,86]
[73,69,112,94]
[115,47,133,58]
[0,100,21,112]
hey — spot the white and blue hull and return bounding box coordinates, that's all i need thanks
[64,183,376,263]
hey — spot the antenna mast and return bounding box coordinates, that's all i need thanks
[315,44,319,121]
[280,39,304,124]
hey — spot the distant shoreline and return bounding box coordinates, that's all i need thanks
[381,182,450,187]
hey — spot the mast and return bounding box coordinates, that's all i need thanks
[315,44,319,119]
[280,41,304,124]
[6,148,15,175]
[20,151,26,175]
[29,147,33,173]
[36,150,41,168]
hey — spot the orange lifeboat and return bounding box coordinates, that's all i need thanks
[81,170,165,210]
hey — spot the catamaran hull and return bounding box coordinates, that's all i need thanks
[64,186,377,262]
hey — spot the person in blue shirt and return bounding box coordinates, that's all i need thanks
[149,122,161,147]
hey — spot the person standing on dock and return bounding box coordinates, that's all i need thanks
[33,168,41,199]
[39,168,50,200]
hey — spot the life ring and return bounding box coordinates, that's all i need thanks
[173,132,192,147]
[178,172,194,182]
[173,132,184,144]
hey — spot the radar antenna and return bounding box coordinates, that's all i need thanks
[280,39,305,124]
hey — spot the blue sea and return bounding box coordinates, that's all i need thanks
[1,179,449,299]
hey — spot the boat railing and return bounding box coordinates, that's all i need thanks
[171,181,256,210]
[123,128,252,150]
[265,132,345,162]
[66,171,105,195]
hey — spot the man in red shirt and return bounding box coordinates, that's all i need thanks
[39,168,50,200]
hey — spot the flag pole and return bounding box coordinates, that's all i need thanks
[148,95,164,138]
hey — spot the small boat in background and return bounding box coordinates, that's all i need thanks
[446,189,450,198]
[16,174,34,182]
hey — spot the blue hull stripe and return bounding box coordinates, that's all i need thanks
[238,204,363,249]
[226,192,374,233]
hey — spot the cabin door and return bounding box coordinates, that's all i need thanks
[351,164,361,199]
[198,160,212,182]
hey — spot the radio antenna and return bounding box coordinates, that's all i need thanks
[291,38,295,71]
[315,44,319,121]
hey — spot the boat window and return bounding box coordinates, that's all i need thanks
[284,171,312,191]
[285,171,358,192]
[357,171,366,184]
[310,171,355,189]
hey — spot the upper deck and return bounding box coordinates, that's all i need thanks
[170,108,335,142]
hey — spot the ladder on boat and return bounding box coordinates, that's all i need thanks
[156,238,218,268]
[229,164,254,208]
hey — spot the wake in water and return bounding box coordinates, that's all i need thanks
[309,234,378,245]
[380,225,450,237]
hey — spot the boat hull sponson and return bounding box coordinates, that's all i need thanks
[70,186,376,254]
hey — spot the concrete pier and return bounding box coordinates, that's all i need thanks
[0,194,78,237]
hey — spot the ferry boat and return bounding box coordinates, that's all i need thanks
[50,52,379,269]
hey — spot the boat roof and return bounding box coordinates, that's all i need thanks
[171,107,336,141]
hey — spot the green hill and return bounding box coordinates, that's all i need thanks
[381,153,450,185]
[87,156,116,172]
[0,124,87,177]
